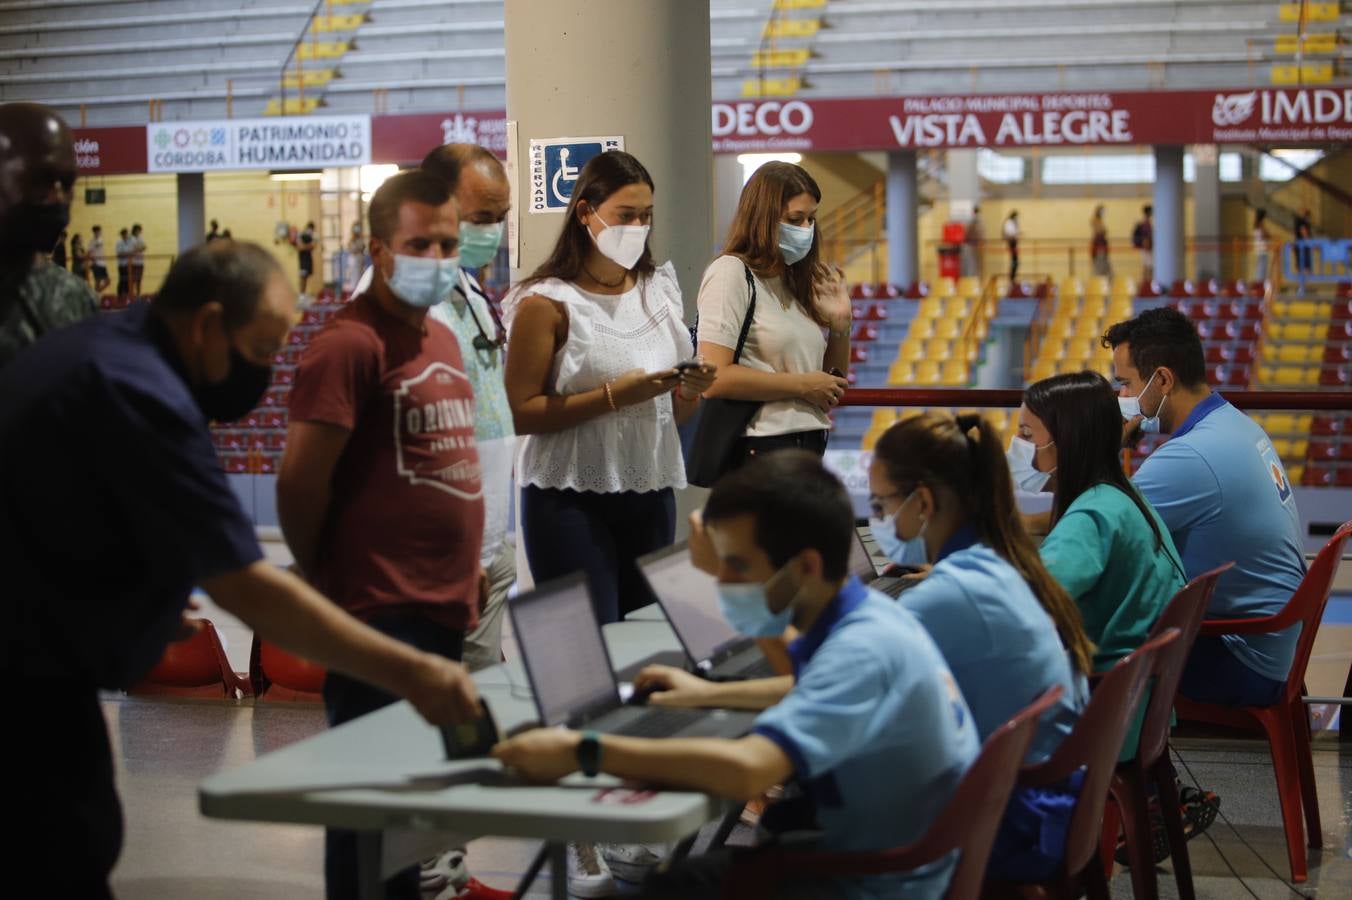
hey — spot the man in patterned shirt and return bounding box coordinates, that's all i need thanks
[0,102,97,370]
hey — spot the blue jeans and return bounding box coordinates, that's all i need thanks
[322,611,464,900]
[1178,635,1285,707]
[522,485,675,624]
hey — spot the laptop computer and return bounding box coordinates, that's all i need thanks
[509,573,757,739]
[624,544,777,683]
[850,527,921,598]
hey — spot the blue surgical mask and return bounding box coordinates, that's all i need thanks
[716,563,799,638]
[1006,435,1056,493]
[1118,370,1167,434]
[458,222,504,270]
[778,221,815,265]
[870,490,930,567]
[386,253,461,309]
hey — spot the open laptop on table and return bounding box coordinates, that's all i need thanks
[617,544,778,684]
[509,573,756,739]
[850,527,921,598]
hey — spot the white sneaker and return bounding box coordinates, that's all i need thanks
[420,849,467,896]
[566,843,618,898]
[599,843,664,882]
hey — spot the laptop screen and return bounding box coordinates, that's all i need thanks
[850,528,879,581]
[640,548,739,663]
[509,577,617,727]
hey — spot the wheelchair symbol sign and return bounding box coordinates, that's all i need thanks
[528,135,624,213]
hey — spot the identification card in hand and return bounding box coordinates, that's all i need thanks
[440,699,501,759]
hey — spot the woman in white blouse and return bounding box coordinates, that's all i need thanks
[503,151,716,625]
[695,162,851,463]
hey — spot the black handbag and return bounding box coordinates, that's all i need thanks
[685,264,762,488]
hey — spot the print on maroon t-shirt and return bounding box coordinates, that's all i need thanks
[289,295,485,631]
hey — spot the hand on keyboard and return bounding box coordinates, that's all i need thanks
[633,664,718,708]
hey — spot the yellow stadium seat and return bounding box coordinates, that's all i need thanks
[939,362,968,385]
[907,319,935,340]
[1074,317,1104,338]
[1290,439,1308,459]
[924,339,955,361]
[1029,360,1057,383]
[900,340,926,362]
[1277,301,1319,319]
[1063,337,1095,360]
[1295,414,1313,432]
[957,276,982,298]
[1043,319,1074,340]
[1275,367,1315,386]
[937,277,957,296]
[1107,299,1134,321]
[933,319,962,340]
[1265,414,1296,435]
[1273,439,1292,458]
[1060,278,1084,299]
[1085,277,1110,300]
[919,297,943,318]
[869,409,898,432]
[1286,464,1303,483]
[888,361,914,384]
[915,361,942,384]
[1080,298,1108,319]
[944,297,971,318]
[1276,344,1320,363]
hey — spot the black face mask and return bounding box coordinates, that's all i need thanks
[195,346,273,423]
[1,201,71,255]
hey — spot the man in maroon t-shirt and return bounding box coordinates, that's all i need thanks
[279,170,486,900]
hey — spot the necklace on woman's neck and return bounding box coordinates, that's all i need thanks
[583,262,627,289]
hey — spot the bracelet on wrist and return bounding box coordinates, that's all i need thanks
[603,382,618,412]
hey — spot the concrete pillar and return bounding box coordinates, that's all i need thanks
[504,0,713,317]
[947,148,981,209]
[176,172,205,252]
[886,150,919,288]
[1152,145,1185,285]
[711,152,742,257]
[1192,144,1221,281]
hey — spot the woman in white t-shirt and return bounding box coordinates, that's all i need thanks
[1252,208,1270,283]
[503,150,717,626]
[694,162,851,465]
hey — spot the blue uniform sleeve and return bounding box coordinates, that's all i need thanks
[1039,505,1112,599]
[1132,441,1222,535]
[752,637,890,779]
[99,378,262,579]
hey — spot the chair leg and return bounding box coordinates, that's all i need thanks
[1289,697,1323,849]
[1153,757,1195,900]
[1258,707,1309,882]
[1115,766,1160,900]
[1082,848,1112,900]
[1100,795,1121,880]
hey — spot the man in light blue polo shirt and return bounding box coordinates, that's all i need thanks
[1104,307,1305,707]
[495,452,978,899]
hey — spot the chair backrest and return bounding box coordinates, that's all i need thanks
[719,686,1064,900]
[1279,521,1352,705]
[133,619,245,698]
[1020,630,1178,879]
[249,634,327,699]
[1136,564,1234,765]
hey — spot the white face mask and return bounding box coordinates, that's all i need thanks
[778,221,815,265]
[588,215,649,270]
[1006,435,1056,493]
[1118,370,1167,434]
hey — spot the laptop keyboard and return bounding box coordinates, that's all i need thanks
[619,706,705,738]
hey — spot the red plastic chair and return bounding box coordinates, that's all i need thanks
[1101,565,1232,900]
[1222,279,1246,299]
[1174,521,1352,883]
[995,631,1176,900]
[249,634,327,702]
[718,686,1064,900]
[850,283,875,300]
[131,618,249,699]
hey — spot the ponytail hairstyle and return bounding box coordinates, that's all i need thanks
[874,411,1095,676]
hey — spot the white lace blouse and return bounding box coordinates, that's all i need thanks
[502,262,693,494]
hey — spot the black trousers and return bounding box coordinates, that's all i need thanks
[322,611,465,900]
[739,429,829,467]
[19,681,122,899]
[522,485,675,624]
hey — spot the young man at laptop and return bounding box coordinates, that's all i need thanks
[495,452,978,899]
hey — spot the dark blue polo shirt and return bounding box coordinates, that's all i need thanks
[1,303,262,687]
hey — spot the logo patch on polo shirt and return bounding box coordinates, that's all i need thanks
[1257,440,1292,505]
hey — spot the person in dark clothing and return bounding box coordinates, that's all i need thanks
[0,102,96,370]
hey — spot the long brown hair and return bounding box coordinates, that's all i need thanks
[523,150,656,288]
[722,161,827,324]
[874,411,1095,676]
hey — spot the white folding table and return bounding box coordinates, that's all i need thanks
[200,611,735,899]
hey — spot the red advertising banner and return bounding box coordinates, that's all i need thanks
[72,126,148,175]
[709,87,1352,153]
[69,86,1352,177]
[372,110,508,164]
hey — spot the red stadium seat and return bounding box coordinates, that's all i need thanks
[1328,321,1352,341]
[877,283,902,299]
[1226,366,1250,387]
[1320,367,1351,388]
[1338,469,1352,487]
[1324,345,1351,366]
[1138,280,1162,298]
[903,281,929,300]
[1196,278,1219,298]
[1169,279,1195,298]
[1303,465,1335,487]
[850,346,869,364]
[1233,345,1256,365]
[1309,441,1338,461]
[1310,416,1343,436]
[1330,299,1352,319]
[850,283,875,300]
[1205,345,1231,364]
[1222,279,1246,299]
